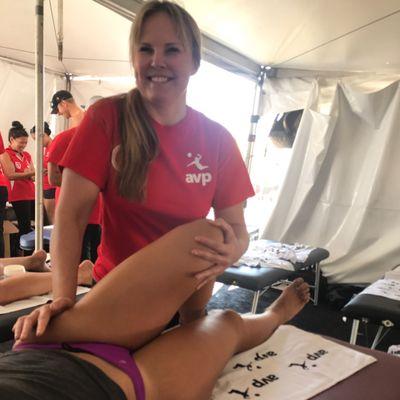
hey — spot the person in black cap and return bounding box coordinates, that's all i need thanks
[50,90,84,128]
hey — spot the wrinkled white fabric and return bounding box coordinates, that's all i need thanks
[262,74,400,283]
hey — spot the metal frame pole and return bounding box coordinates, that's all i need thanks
[34,0,44,251]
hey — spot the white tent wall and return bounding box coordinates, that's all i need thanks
[0,59,64,160]
[69,78,134,111]
[261,74,400,284]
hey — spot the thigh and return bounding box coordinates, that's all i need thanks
[33,219,223,349]
[135,310,243,400]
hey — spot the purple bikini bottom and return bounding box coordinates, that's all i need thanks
[14,341,145,400]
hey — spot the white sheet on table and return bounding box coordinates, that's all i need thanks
[211,325,376,400]
[360,279,400,302]
[0,286,90,314]
[235,240,315,271]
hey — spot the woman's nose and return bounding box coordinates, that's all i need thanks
[151,50,166,67]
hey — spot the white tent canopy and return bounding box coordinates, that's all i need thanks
[2,1,400,77]
[1,0,400,283]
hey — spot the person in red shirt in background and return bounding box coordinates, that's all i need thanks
[48,126,102,263]
[29,122,56,225]
[0,122,35,246]
[0,132,10,257]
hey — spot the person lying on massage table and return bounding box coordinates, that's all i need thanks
[1,219,311,400]
[0,250,93,305]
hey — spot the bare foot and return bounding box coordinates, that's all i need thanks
[25,250,49,272]
[269,278,310,325]
[77,260,94,286]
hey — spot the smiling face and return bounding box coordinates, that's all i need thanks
[132,12,197,109]
[10,136,28,153]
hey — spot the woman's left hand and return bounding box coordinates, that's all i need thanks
[191,218,240,288]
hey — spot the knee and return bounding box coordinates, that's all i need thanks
[176,219,223,244]
[210,309,244,335]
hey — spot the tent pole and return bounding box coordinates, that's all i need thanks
[34,0,44,251]
[244,67,267,173]
[57,0,64,61]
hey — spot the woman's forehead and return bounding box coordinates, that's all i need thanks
[139,12,184,43]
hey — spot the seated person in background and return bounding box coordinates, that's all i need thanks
[3,219,310,400]
[0,250,93,305]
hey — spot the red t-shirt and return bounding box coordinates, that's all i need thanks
[62,97,255,281]
[43,144,55,191]
[0,134,10,189]
[48,127,102,225]
[5,147,35,202]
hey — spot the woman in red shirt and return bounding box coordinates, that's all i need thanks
[0,132,10,257]
[0,121,35,240]
[30,122,56,224]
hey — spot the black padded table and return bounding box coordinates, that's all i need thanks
[217,242,329,313]
[342,292,400,348]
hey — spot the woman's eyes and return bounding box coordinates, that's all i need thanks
[166,47,180,53]
[138,46,180,54]
[139,46,152,53]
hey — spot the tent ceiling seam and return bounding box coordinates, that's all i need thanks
[273,8,400,67]
[0,55,66,77]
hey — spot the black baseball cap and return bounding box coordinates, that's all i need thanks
[50,90,73,114]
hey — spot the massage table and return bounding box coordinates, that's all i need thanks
[0,289,89,343]
[341,277,400,349]
[0,305,398,399]
[217,240,329,313]
[310,338,399,400]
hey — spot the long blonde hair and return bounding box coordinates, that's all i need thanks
[117,1,202,201]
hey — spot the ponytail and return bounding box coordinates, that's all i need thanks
[116,88,159,201]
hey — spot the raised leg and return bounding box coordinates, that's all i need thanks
[28,219,224,348]
[134,278,310,400]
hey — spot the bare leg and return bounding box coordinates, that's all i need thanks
[43,199,55,225]
[28,219,223,348]
[0,262,92,305]
[0,250,48,274]
[134,279,310,400]
[178,279,215,324]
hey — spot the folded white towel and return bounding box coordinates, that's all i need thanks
[212,325,376,400]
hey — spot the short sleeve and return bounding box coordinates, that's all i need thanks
[212,129,255,210]
[0,134,5,154]
[48,130,72,165]
[60,103,115,190]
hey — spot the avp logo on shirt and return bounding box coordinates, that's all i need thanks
[185,153,212,186]
[15,161,22,170]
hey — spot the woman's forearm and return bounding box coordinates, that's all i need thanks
[231,223,250,262]
[6,171,35,180]
[50,213,86,302]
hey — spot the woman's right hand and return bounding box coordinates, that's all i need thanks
[13,297,74,342]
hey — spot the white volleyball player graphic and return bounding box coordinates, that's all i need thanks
[186,153,208,170]
[186,153,212,186]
